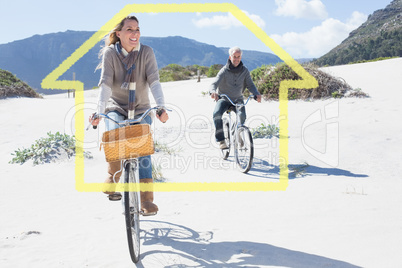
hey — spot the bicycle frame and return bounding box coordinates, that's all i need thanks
[220,94,254,145]
[220,94,255,173]
[87,90,170,263]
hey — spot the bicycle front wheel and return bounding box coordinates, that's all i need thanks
[124,161,141,263]
[234,126,254,173]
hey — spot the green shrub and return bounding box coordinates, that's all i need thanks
[250,63,298,99]
[159,64,186,82]
[0,69,42,98]
[251,123,279,139]
[332,91,341,98]
[207,64,223,77]
[9,131,92,165]
[159,64,210,82]
[250,63,368,100]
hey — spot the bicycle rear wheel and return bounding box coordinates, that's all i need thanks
[124,161,141,263]
[221,117,231,160]
[234,126,254,173]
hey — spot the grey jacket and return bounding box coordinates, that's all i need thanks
[98,44,164,116]
[209,61,260,103]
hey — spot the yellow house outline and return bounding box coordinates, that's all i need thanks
[41,3,318,192]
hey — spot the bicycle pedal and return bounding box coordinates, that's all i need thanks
[140,210,157,216]
[108,193,122,201]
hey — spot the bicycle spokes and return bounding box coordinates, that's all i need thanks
[235,127,254,173]
[124,162,141,263]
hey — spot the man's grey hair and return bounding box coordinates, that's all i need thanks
[228,46,242,56]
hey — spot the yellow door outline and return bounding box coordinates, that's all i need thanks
[41,3,318,192]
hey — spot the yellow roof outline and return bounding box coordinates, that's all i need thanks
[41,3,318,192]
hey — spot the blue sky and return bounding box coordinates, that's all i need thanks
[0,0,392,58]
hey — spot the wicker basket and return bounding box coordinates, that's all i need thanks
[101,124,154,162]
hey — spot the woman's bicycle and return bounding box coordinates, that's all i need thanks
[220,94,255,173]
[88,106,167,263]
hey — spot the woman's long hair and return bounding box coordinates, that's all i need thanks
[96,16,139,70]
[106,15,139,46]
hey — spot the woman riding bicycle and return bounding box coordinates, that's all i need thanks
[209,46,261,150]
[90,15,168,215]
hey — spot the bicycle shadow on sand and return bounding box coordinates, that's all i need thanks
[247,157,368,180]
[135,220,361,268]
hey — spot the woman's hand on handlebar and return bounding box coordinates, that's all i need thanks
[255,95,262,103]
[89,113,101,126]
[156,109,169,123]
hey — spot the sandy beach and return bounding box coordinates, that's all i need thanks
[1,58,401,267]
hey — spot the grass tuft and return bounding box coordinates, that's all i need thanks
[9,131,92,165]
[251,123,279,139]
[154,141,182,155]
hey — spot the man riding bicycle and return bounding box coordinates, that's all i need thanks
[209,46,262,149]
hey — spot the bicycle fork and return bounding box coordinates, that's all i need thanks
[226,109,242,146]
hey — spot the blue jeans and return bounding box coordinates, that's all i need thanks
[106,111,153,180]
[213,99,246,142]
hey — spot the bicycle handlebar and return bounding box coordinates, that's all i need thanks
[86,106,171,131]
[219,94,256,107]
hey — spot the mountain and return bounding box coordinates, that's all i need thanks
[314,0,402,66]
[0,31,99,94]
[0,31,281,94]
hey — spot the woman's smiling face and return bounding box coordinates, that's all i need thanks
[116,19,140,52]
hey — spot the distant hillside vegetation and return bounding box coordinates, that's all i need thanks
[250,63,368,100]
[0,32,281,94]
[0,69,42,98]
[315,0,402,66]
[158,64,226,82]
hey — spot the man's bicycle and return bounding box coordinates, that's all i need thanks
[220,94,255,173]
[88,106,167,263]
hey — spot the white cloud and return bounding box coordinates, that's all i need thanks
[192,11,265,30]
[192,13,241,29]
[275,0,328,20]
[347,11,368,26]
[271,11,367,58]
[247,12,266,28]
